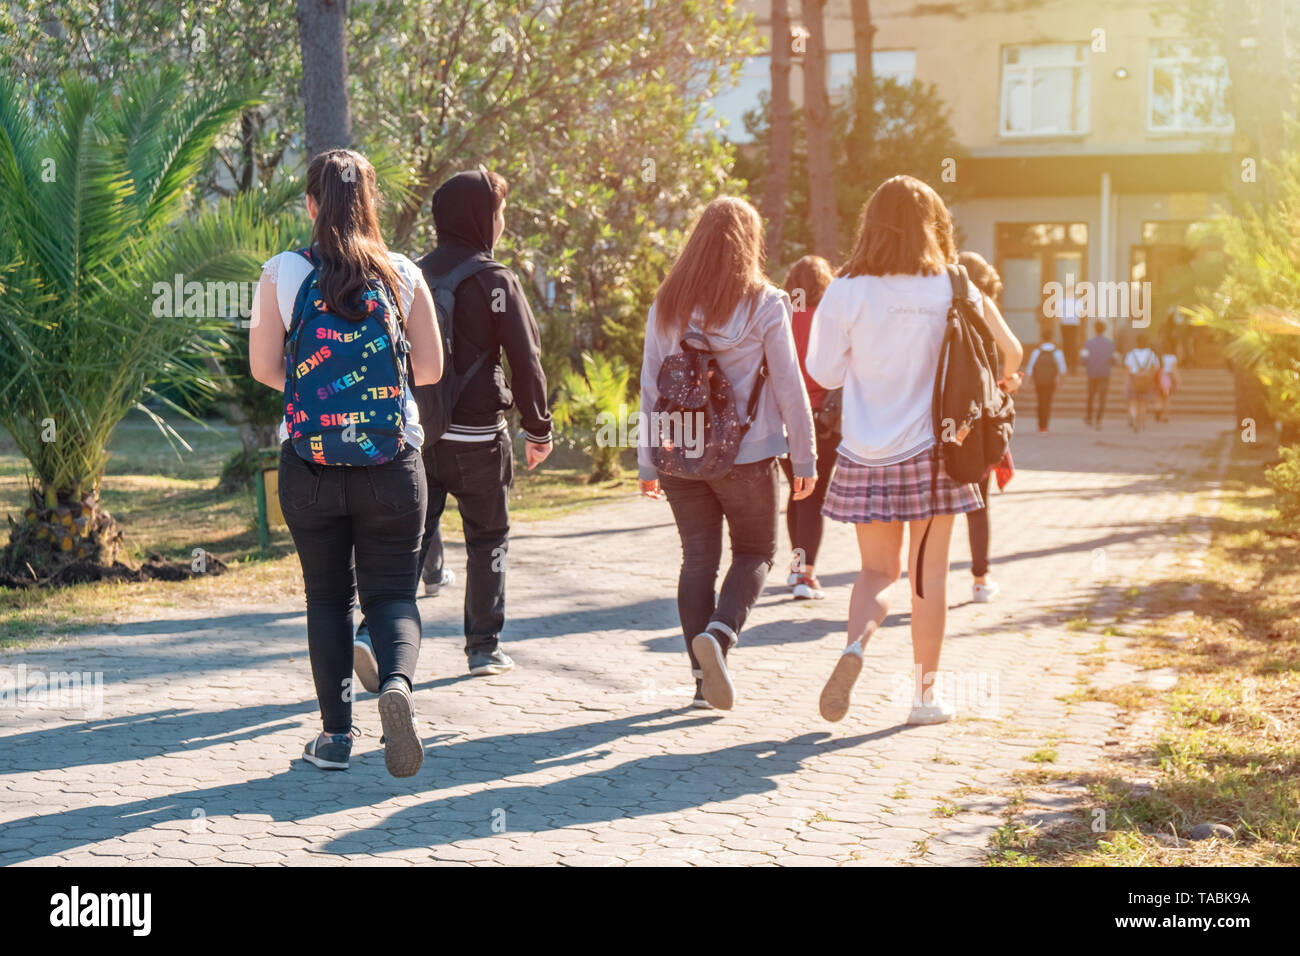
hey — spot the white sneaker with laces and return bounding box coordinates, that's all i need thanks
[907,697,956,725]
[972,580,1000,603]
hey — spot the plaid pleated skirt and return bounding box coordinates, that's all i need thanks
[822,447,984,524]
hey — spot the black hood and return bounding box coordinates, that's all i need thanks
[431,170,496,254]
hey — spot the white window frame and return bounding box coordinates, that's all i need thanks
[999,43,1091,138]
[1147,39,1233,134]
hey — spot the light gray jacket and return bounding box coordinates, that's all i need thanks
[638,284,817,481]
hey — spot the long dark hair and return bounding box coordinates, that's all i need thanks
[305,149,404,325]
[840,174,956,279]
[958,250,1002,305]
[783,255,835,312]
[654,196,766,334]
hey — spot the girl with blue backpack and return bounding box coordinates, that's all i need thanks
[249,148,444,778]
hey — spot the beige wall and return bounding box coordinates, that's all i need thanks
[744,0,1228,155]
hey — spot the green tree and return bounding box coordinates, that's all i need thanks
[0,69,279,575]
[552,352,638,482]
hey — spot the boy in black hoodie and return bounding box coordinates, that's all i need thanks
[355,170,552,683]
[420,170,552,675]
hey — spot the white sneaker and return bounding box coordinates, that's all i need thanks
[423,567,456,597]
[907,698,956,725]
[972,580,1000,603]
[786,571,800,588]
[792,575,825,600]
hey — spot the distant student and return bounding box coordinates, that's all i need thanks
[1156,330,1181,423]
[1125,332,1161,432]
[956,251,1023,604]
[638,197,817,712]
[1025,328,1066,434]
[1081,320,1117,429]
[1059,280,1083,374]
[781,255,839,601]
[806,175,1021,726]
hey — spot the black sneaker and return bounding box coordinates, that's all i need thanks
[377,677,423,778]
[691,678,714,710]
[302,731,353,770]
[468,648,515,676]
[691,627,735,710]
[353,621,381,695]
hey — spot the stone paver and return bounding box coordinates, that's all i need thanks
[0,419,1225,865]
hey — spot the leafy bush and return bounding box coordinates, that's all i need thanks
[552,352,638,483]
[1266,445,1300,524]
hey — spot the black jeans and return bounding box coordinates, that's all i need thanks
[778,429,838,568]
[1061,325,1080,373]
[418,429,513,657]
[660,459,778,670]
[966,474,992,579]
[278,442,426,735]
[1086,376,1110,423]
[1035,381,1055,430]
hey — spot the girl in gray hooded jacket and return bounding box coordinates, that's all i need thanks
[638,197,817,712]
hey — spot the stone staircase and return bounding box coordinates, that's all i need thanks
[1012,367,1234,421]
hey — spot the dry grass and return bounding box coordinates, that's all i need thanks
[988,442,1300,866]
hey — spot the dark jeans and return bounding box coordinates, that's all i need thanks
[418,429,513,657]
[966,473,992,579]
[1061,325,1080,373]
[278,442,426,735]
[1086,376,1110,423]
[659,459,778,671]
[1035,381,1055,430]
[777,429,838,568]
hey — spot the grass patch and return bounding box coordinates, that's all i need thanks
[0,414,636,644]
[988,441,1300,866]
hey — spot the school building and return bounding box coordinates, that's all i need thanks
[717,0,1253,352]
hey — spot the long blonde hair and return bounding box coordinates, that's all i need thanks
[654,196,767,334]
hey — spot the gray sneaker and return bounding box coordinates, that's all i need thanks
[468,648,515,676]
[423,567,456,598]
[377,677,423,778]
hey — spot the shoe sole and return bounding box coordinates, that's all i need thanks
[907,709,955,726]
[302,752,349,771]
[819,649,863,722]
[353,640,381,695]
[468,661,515,677]
[792,587,825,601]
[377,687,423,778]
[691,634,734,710]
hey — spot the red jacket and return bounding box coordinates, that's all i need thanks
[791,309,827,410]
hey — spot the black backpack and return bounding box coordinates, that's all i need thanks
[915,264,1016,596]
[412,253,497,441]
[1032,345,1061,387]
[649,332,767,480]
[814,387,843,441]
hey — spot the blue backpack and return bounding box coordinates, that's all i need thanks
[283,248,410,466]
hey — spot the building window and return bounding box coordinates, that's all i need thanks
[709,54,771,142]
[1148,39,1232,133]
[1000,43,1090,137]
[828,49,917,96]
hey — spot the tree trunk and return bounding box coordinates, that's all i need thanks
[802,0,838,260]
[761,0,793,266]
[297,0,352,160]
[848,0,874,160]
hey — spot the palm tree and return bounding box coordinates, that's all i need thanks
[801,0,838,259]
[0,68,284,577]
[762,0,794,265]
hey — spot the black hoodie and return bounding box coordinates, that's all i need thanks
[416,170,552,444]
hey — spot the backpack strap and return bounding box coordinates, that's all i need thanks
[432,253,500,381]
[285,249,320,352]
[740,357,769,431]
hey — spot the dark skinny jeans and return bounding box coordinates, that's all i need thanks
[278,442,426,735]
[660,459,778,671]
[965,473,992,579]
[778,429,838,569]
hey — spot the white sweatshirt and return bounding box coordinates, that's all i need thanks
[805,272,982,466]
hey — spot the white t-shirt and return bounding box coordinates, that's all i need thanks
[261,250,426,448]
[805,272,984,466]
[1125,347,1159,375]
[1161,353,1178,373]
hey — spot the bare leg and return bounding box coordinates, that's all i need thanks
[846,521,905,648]
[907,515,955,686]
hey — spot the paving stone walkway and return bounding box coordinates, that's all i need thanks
[0,417,1227,866]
